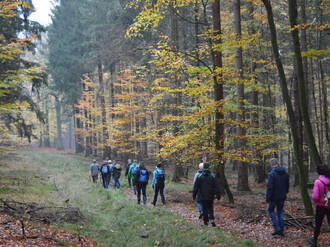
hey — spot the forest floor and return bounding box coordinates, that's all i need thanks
[0,148,329,246]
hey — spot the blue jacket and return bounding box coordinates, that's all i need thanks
[152,168,165,186]
[266,166,289,202]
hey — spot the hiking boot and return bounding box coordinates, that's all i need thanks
[211,222,216,227]
[307,238,317,247]
[279,231,285,237]
[271,229,281,235]
[199,213,204,219]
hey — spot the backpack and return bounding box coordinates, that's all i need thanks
[319,180,330,210]
[139,169,148,183]
[156,170,165,184]
[131,165,138,177]
[101,164,108,174]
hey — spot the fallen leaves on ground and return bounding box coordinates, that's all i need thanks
[0,213,99,246]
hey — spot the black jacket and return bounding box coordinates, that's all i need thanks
[193,169,221,201]
[266,166,289,202]
[125,163,131,176]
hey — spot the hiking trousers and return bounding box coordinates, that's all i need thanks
[201,199,215,225]
[137,182,147,204]
[153,183,165,205]
[102,173,109,188]
[313,205,330,241]
[268,201,284,234]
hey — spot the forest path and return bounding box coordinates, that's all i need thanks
[122,165,329,247]
[1,148,329,246]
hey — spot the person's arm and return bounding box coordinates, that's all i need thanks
[152,170,157,187]
[193,177,200,200]
[125,164,129,176]
[312,180,321,204]
[266,173,274,203]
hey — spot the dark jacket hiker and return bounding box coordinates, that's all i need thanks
[266,158,289,237]
[193,163,221,227]
[135,164,149,205]
[266,166,289,203]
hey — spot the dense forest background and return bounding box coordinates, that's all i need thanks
[0,0,329,214]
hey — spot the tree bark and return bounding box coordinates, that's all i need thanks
[234,0,250,191]
[261,0,313,215]
[212,0,234,203]
[98,62,111,158]
[288,0,322,166]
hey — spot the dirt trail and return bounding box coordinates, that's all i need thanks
[122,168,329,247]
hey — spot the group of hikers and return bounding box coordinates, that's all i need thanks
[90,157,330,246]
[89,158,166,206]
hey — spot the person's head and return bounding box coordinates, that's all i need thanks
[157,163,162,169]
[199,163,204,169]
[203,162,210,169]
[128,159,131,163]
[93,159,96,163]
[139,161,144,168]
[316,165,330,178]
[269,158,279,168]
[105,157,109,160]
[133,159,138,164]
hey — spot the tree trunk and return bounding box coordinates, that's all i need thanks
[98,62,111,158]
[54,96,64,151]
[74,107,84,153]
[212,0,234,203]
[288,0,322,166]
[234,0,250,191]
[261,0,313,216]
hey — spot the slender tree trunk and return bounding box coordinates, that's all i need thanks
[54,96,64,150]
[234,0,250,191]
[288,0,322,166]
[44,100,50,147]
[248,2,264,184]
[74,107,84,153]
[261,0,313,215]
[212,0,234,203]
[98,62,111,158]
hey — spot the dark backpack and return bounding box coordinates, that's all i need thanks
[319,180,330,210]
[139,169,148,183]
[101,164,108,174]
[156,170,165,184]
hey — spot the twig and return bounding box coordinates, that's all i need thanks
[284,209,307,231]
[114,214,128,246]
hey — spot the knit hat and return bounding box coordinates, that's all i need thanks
[199,163,204,169]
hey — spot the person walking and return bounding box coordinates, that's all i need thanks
[100,160,110,189]
[89,160,99,183]
[307,164,330,247]
[135,162,149,204]
[193,162,221,227]
[152,163,166,206]
[112,161,122,190]
[266,158,289,237]
[125,159,132,188]
[193,162,204,219]
[128,160,139,194]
